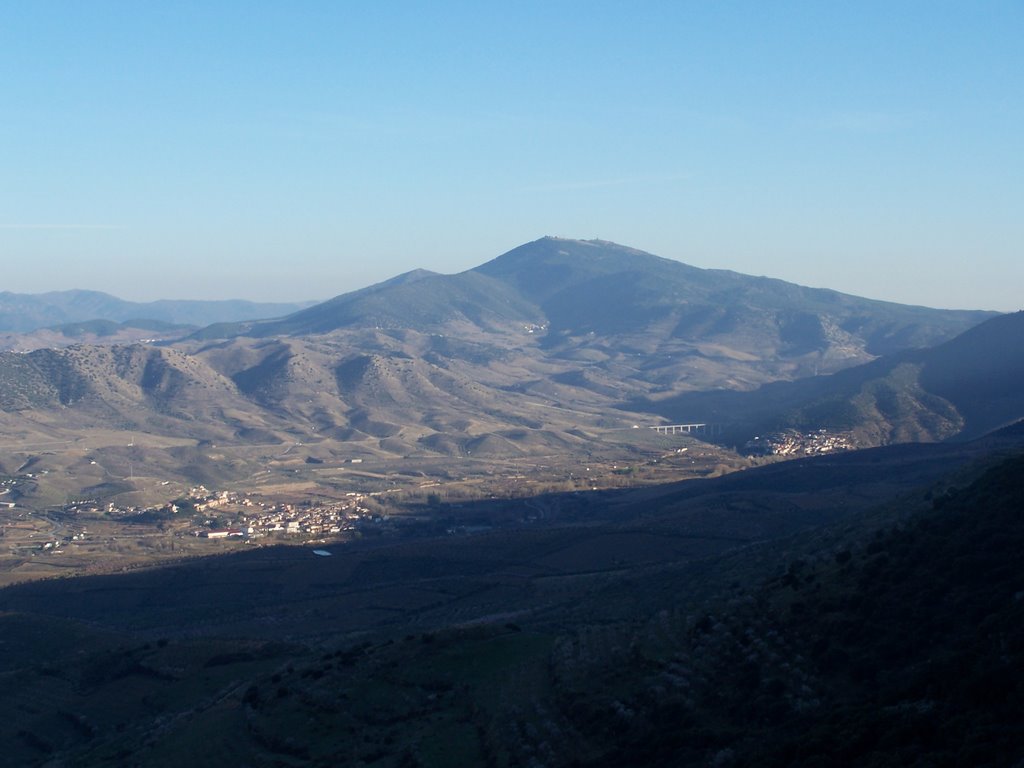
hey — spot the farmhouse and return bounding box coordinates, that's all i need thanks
[198,529,244,539]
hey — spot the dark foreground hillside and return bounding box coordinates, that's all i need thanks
[1,444,1021,766]
[574,453,1024,767]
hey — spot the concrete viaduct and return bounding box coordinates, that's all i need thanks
[649,423,708,435]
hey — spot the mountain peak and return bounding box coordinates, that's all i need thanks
[473,237,692,294]
[189,238,994,361]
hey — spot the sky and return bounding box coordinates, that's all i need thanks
[1,1,1021,310]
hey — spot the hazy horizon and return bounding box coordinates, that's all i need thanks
[3,3,1021,312]
[0,234,1015,315]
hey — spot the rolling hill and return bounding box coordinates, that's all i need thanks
[0,318,198,353]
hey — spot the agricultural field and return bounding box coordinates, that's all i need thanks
[0,426,751,585]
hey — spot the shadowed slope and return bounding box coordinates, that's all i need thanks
[636,311,1024,447]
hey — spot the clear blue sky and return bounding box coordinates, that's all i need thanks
[2,1,1021,310]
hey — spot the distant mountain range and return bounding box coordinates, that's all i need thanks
[0,238,1015,476]
[199,237,992,364]
[0,289,315,333]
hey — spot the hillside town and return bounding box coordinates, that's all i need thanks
[186,487,380,539]
[61,485,383,543]
[743,428,855,457]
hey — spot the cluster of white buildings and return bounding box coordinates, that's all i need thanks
[744,429,854,457]
[191,490,376,540]
[60,483,379,542]
[0,476,16,509]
